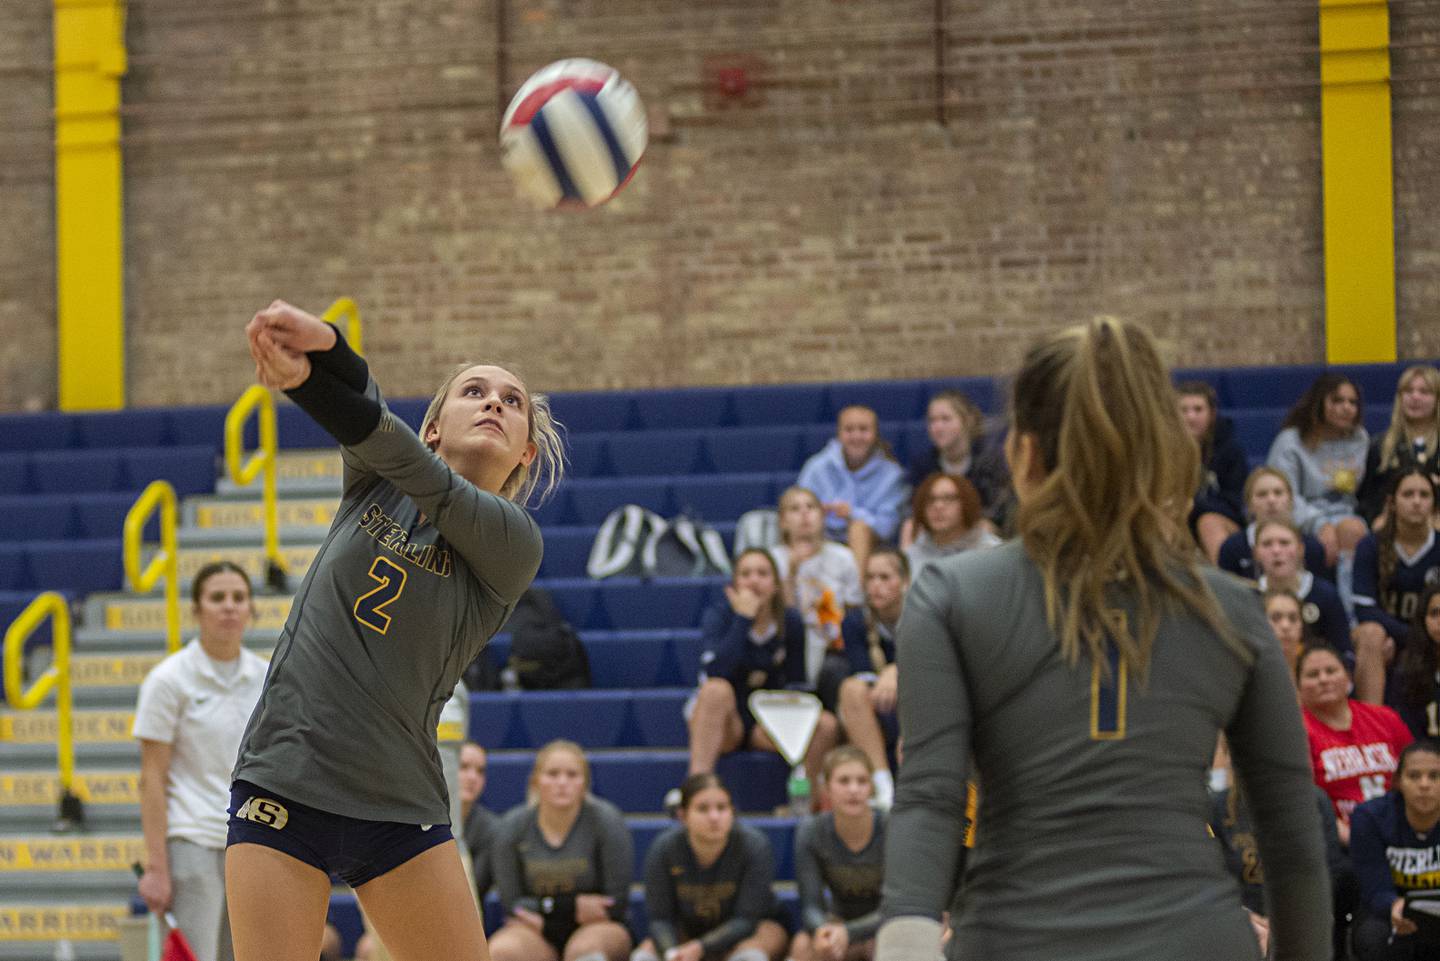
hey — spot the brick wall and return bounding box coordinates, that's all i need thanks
[0,5,56,412]
[1,0,1435,410]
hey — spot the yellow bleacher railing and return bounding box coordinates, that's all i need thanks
[226,385,285,587]
[323,297,363,357]
[124,480,181,654]
[3,592,78,800]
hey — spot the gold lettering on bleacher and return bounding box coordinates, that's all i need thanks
[0,906,125,941]
[69,655,162,687]
[274,452,343,481]
[104,596,292,633]
[0,712,134,743]
[358,504,453,578]
[0,773,139,806]
[176,545,318,585]
[195,499,338,530]
[0,837,145,872]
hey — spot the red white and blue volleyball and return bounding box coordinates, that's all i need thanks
[500,59,648,209]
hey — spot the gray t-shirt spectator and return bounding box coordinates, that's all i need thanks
[642,822,777,956]
[795,810,886,943]
[491,796,633,919]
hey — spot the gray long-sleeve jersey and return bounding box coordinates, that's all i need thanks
[795,810,886,942]
[491,797,633,917]
[233,379,542,825]
[642,822,777,955]
[880,540,1331,961]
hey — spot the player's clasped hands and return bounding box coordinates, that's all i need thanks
[246,300,338,391]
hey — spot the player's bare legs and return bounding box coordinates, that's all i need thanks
[355,841,489,961]
[226,843,333,961]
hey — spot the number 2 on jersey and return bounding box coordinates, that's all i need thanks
[354,556,407,633]
[1090,638,1128,741]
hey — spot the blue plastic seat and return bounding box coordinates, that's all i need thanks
[386,398,428,432]
[27,539,124,593]
[607,430,706,477]
[536,527,597,579]
[584,633,673,689]
[733,385,829,427]
[481,749,685,813]
[632,388,734,430]
[570,478,671,526]
[879,420,911,464]
[667,475,773,523]
[0,495,75,542]
[274,404,340,450]
[529,488,575,527]
[0,545,28,590]
[517,689,632,749]
[165,406,233,450]
[705,426,805,475]
[467,692,524,750]
[627,688,690,747]
[827,381,927,422]
[72,492,158,540]
[125,445,218,496]
[73,410,169,450]
[542,581,604,630]
[0,454,27,495]
[29,449,126,494]
[599,578,716,632]
[0,411,76,453]
[1226,408,1287,462]
[903,422,931,472]
[565,434,611,478]
[549,393,635,433]
[1222,365,1323,410]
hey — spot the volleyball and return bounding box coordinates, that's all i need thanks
[499,59,648,209]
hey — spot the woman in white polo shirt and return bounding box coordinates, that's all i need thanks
[134,561,268,961]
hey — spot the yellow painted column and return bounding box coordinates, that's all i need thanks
[54,0,127,410]
[1319,0,1395,364]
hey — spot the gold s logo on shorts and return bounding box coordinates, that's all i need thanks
[235,796,289,830]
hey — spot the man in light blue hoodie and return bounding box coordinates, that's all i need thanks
[797,404,909,571]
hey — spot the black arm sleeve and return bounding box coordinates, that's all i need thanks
[283,362,382,447]
[308,324,370,392]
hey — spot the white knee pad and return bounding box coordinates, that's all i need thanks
[729,949,769,961]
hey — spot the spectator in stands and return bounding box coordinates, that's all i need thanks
[771,487,864,689]
[1217,466,1329,580]
[1349,739,1440,961]
[1352,470,1440,704]
[789,747,887,961]
[459,741,498,898]
[686,548,839,793]
[489,740,633,961]
[1263,587,1312,678]
[1176,381,1247,562]
[905,389,1012,532]
[133,561,267,961]
[1386,586,1440,739]
[1253,518,1352,659]
[901,473,999,576]
[634,773,790,961]
[1267,373,1370,569]
[836,549,909,811]
[797,404,907,571]
[1208,766,1346,958]
[1358,365,1440,527]
[1299,645,1413,845]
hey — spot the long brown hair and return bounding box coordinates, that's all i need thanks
[1379,366,1440,470]
[1377,468,1440,597]
[911,472,983,536]
[1280,373,1363,448]
[1010,316,1247,677]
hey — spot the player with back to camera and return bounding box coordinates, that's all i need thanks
[875,317,1330,961]
[226,301,563,961]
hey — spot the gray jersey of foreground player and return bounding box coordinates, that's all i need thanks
[879,541,1331,961]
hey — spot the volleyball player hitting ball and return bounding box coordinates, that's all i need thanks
[876,317,1331,961]
[227,301,563,961]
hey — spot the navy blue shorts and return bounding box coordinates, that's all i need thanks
[226,780,453,888]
